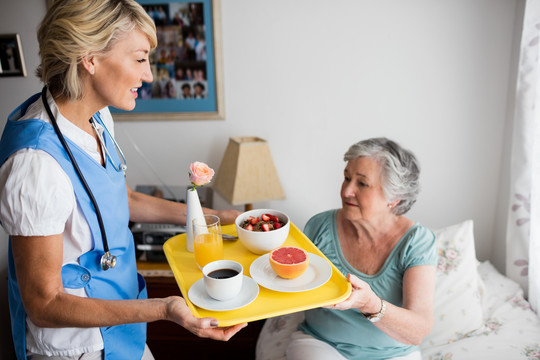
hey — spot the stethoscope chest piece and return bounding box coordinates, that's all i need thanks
[101,252,117,271]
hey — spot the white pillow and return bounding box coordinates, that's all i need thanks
[421,220,484,348]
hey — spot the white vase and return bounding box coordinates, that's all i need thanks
[186,188,205,252]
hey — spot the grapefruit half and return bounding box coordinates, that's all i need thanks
[269,246,309,279]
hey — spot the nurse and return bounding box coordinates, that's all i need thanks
[0,1,245,359]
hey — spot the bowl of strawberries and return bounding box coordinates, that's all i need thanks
[235,209,290,254]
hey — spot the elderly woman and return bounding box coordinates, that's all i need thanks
[287,138,437,360]
[0,1,243,359]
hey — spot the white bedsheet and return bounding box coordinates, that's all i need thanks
[419,261,540,360]
[256,261,540,360]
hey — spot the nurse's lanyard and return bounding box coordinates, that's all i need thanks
[41,86,122,271]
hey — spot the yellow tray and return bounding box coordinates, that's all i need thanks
[163,222,351,326]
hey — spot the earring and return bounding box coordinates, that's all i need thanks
[387,203,393,208]
[89,68,95,75]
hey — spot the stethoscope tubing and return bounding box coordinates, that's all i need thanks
[89,117,127,174]
[41,86,115,270]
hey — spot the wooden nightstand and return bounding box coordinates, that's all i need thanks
[138,262,265,360]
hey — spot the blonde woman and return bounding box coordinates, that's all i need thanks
[0,1,242,359]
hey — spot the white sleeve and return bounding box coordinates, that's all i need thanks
[0,149,75,236]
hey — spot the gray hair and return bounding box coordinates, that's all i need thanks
[343,137,420,215]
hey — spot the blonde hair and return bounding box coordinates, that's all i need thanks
[36,0,157,101]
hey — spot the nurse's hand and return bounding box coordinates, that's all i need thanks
[164,296,247,340]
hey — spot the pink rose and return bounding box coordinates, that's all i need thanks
[189,161,214,189]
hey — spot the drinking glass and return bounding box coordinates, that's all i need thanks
[193,214,223,269]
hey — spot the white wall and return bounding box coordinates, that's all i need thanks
[115,0,521,263]
[0,0,522,357]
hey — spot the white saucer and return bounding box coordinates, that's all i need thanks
[188,275,259,311]
[249,253,332,292]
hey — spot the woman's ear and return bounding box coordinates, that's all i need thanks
[81,55,96,75]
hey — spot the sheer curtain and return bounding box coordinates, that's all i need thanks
[506,0,540,316]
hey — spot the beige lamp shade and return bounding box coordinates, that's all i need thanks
[213,137,285,210]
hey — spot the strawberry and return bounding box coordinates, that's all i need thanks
[273,222,282,229]
[261,214,271,222]
[272,215,280,222]
[244,223,253,231]
[249,216,259,225]
[261,223,270,232]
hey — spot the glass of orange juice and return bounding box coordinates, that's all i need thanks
[193,214,223,269]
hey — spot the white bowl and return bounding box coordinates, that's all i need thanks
[235,209,290,254]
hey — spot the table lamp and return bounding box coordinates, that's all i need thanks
[213,137,285,211]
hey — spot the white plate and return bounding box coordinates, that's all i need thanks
[249,253,332,292]
[188,275,259,312]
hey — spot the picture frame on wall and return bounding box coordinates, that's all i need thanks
[0,34,27,77]
[112,0,224,121]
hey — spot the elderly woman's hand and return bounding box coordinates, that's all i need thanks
[164,296,247,340]
[325,274,382,314]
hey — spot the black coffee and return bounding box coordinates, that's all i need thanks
[208,269,239,279]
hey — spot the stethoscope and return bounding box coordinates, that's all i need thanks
[41,86,127,271]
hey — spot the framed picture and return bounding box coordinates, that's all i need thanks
[113,0,224,121]
[0,34,27,77]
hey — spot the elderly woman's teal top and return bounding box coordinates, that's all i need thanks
[299,209,437,360]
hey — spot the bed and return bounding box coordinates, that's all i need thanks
[255,220,540,360]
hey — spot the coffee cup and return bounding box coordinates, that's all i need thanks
[202,260,243,301]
